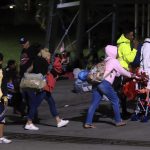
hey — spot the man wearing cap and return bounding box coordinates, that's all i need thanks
[19,37,40,121]
[19,37,37,78]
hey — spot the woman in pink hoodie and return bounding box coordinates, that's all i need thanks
[84,45,134,128]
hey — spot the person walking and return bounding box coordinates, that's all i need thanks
[24,48,69,130]
[84,45,135,128]
[19,37,41,120]
[0,53,12,143]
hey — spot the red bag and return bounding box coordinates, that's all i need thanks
[44,72,56,93]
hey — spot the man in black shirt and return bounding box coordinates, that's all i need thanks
[19,37,37,78]
[19,37,41,121]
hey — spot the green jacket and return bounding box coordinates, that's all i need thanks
[117,34,137,70]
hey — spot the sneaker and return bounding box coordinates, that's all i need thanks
[24,123,39,130]
[0,137,12,144]
[115,121,126,127]
[57,119,69,128]
[84,124,96,129]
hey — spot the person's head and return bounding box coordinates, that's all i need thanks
[38,48,51,61]
[55,53,61,58]
[19,37,30,49]
[105,45,118,59]
[144,37,150,43]
[7,59,16,70]
[122,26,134,41]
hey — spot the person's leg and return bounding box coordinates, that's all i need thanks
[120,93,128,113]
[98,80,122,124]
[21,90,28,113]
[0,102,4,138]
[45,92,58,117]
[0,103,12,143]
[12,92,23,115]
[16,92,27,117]
[0,123,12,143]
[24,90,39,130]
[0,123,3,138]
[26,90,37,121]
[113,76,129,118]
[85,86,102,126]
[32,91,47,123]
[45,92,69,127]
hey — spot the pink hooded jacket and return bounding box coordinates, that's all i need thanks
[104,45,132,84]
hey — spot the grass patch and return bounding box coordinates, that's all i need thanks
[0,25,45,66]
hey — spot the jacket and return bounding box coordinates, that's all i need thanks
[104,45,132,84]
[140,38,150,74]
[117,34,137,70]
[44,72,56,93]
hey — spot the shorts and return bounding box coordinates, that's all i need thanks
[0,102,5,123]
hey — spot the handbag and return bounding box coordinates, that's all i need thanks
[43,72,56,93]
[20,73,46,90]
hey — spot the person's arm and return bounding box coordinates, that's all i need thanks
[114,60,132,78]
[118,43,137,63]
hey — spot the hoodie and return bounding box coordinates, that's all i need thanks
[140,38,150,74]
[104,45,132,84]
[117,34,137,70]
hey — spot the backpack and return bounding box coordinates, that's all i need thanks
[87,61,106,84]
[78,61,106,84]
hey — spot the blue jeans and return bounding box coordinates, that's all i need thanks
[26,90,58,120]
[36,91,58,117]
[26,90,37,120]
[85,80,122,124]
[27,90,58,120]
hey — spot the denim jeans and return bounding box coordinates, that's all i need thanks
[26,90,37,120]
[85,80,122,124]
[27,90,58,120]
[26,90,58,120]
[36,91,58,117]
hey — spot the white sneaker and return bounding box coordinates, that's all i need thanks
[0,137,12,144]
[25,123,39,130]
[57,119,69,128]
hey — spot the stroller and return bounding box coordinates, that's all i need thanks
[130,73,150,122]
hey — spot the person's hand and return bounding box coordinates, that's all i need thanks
[131,73,140,79]
[131,73,136,78]
[2,96,8,106]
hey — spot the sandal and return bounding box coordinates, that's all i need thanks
[115,121,126,127]
[84,124,96,129]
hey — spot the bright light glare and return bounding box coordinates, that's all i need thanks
[9,5,15,9]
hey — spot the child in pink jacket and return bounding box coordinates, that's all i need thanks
[84,45,134,128]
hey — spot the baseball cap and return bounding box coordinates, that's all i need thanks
[19,37,28,44]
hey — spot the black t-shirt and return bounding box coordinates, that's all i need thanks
[19,46,37,77]
[32,56,49,76]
